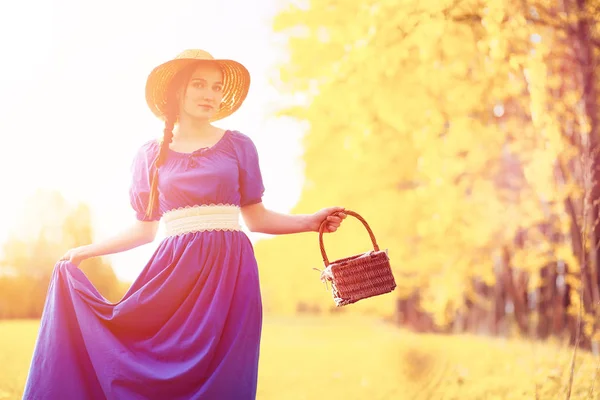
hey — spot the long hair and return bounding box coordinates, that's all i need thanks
[144,63,201,220]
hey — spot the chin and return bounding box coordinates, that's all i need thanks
[187,111,215,121]
[193,113,214,120]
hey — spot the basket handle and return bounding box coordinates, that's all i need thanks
[318,210,380,266]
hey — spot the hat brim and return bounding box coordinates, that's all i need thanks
[145,58,250,122]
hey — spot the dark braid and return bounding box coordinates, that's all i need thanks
[143,62,201,220]
[144,103,176,220]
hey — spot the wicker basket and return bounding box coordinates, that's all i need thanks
[318,210,396,307]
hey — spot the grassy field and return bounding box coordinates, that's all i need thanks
[1,315,599,399]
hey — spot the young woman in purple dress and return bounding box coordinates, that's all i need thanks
[22,49,346,400]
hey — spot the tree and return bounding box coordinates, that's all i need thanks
[254,0,600,348]
[0,189,122,319]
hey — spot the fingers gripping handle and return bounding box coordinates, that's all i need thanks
[318,210,380,266]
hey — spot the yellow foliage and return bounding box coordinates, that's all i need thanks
[260,0,597,352]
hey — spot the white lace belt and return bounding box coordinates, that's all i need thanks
[162,205,242,237]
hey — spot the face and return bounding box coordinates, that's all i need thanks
[177,63,224,121]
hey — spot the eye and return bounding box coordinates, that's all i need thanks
[191,81,206,89]
[214,85,223,92]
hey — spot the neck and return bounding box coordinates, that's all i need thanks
[174,115,215,139]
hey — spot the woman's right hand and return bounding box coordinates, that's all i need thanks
[59,245,90,267]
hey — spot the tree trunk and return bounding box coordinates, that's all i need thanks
[551,261,567,337]
[575,0,600,325]
[537,264,554,339]
[502,248,529,334]
[492,270,507,336]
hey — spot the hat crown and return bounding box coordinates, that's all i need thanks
[176,49,215,61]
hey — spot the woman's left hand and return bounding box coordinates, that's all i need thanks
[308,206,347,233]
[58,245,90,267]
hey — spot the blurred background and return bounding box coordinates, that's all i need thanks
[1,0,600,398]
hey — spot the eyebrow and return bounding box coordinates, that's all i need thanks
[190,78,223,85]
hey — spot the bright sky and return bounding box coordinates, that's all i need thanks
[0,0,305,282]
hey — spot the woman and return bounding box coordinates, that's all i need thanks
[23,49,346,400]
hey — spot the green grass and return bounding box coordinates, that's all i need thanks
[0,320,39,400]
[1,316,599,399]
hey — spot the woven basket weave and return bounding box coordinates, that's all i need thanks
[318,210,396,307]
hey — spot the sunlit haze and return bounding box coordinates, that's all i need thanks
[0,0,304,282]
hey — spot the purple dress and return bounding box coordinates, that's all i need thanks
[23,130,265,400]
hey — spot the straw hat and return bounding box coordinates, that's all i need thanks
[145,49,251,122]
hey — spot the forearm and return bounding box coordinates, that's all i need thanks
[248,208,313,235]
[80,221,158,259]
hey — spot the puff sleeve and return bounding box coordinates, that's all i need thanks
[233,132,265,207]
[129,140,162,221]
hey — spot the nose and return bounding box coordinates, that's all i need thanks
[202,92,215,103]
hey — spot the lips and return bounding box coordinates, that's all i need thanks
[198,104,213,109]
